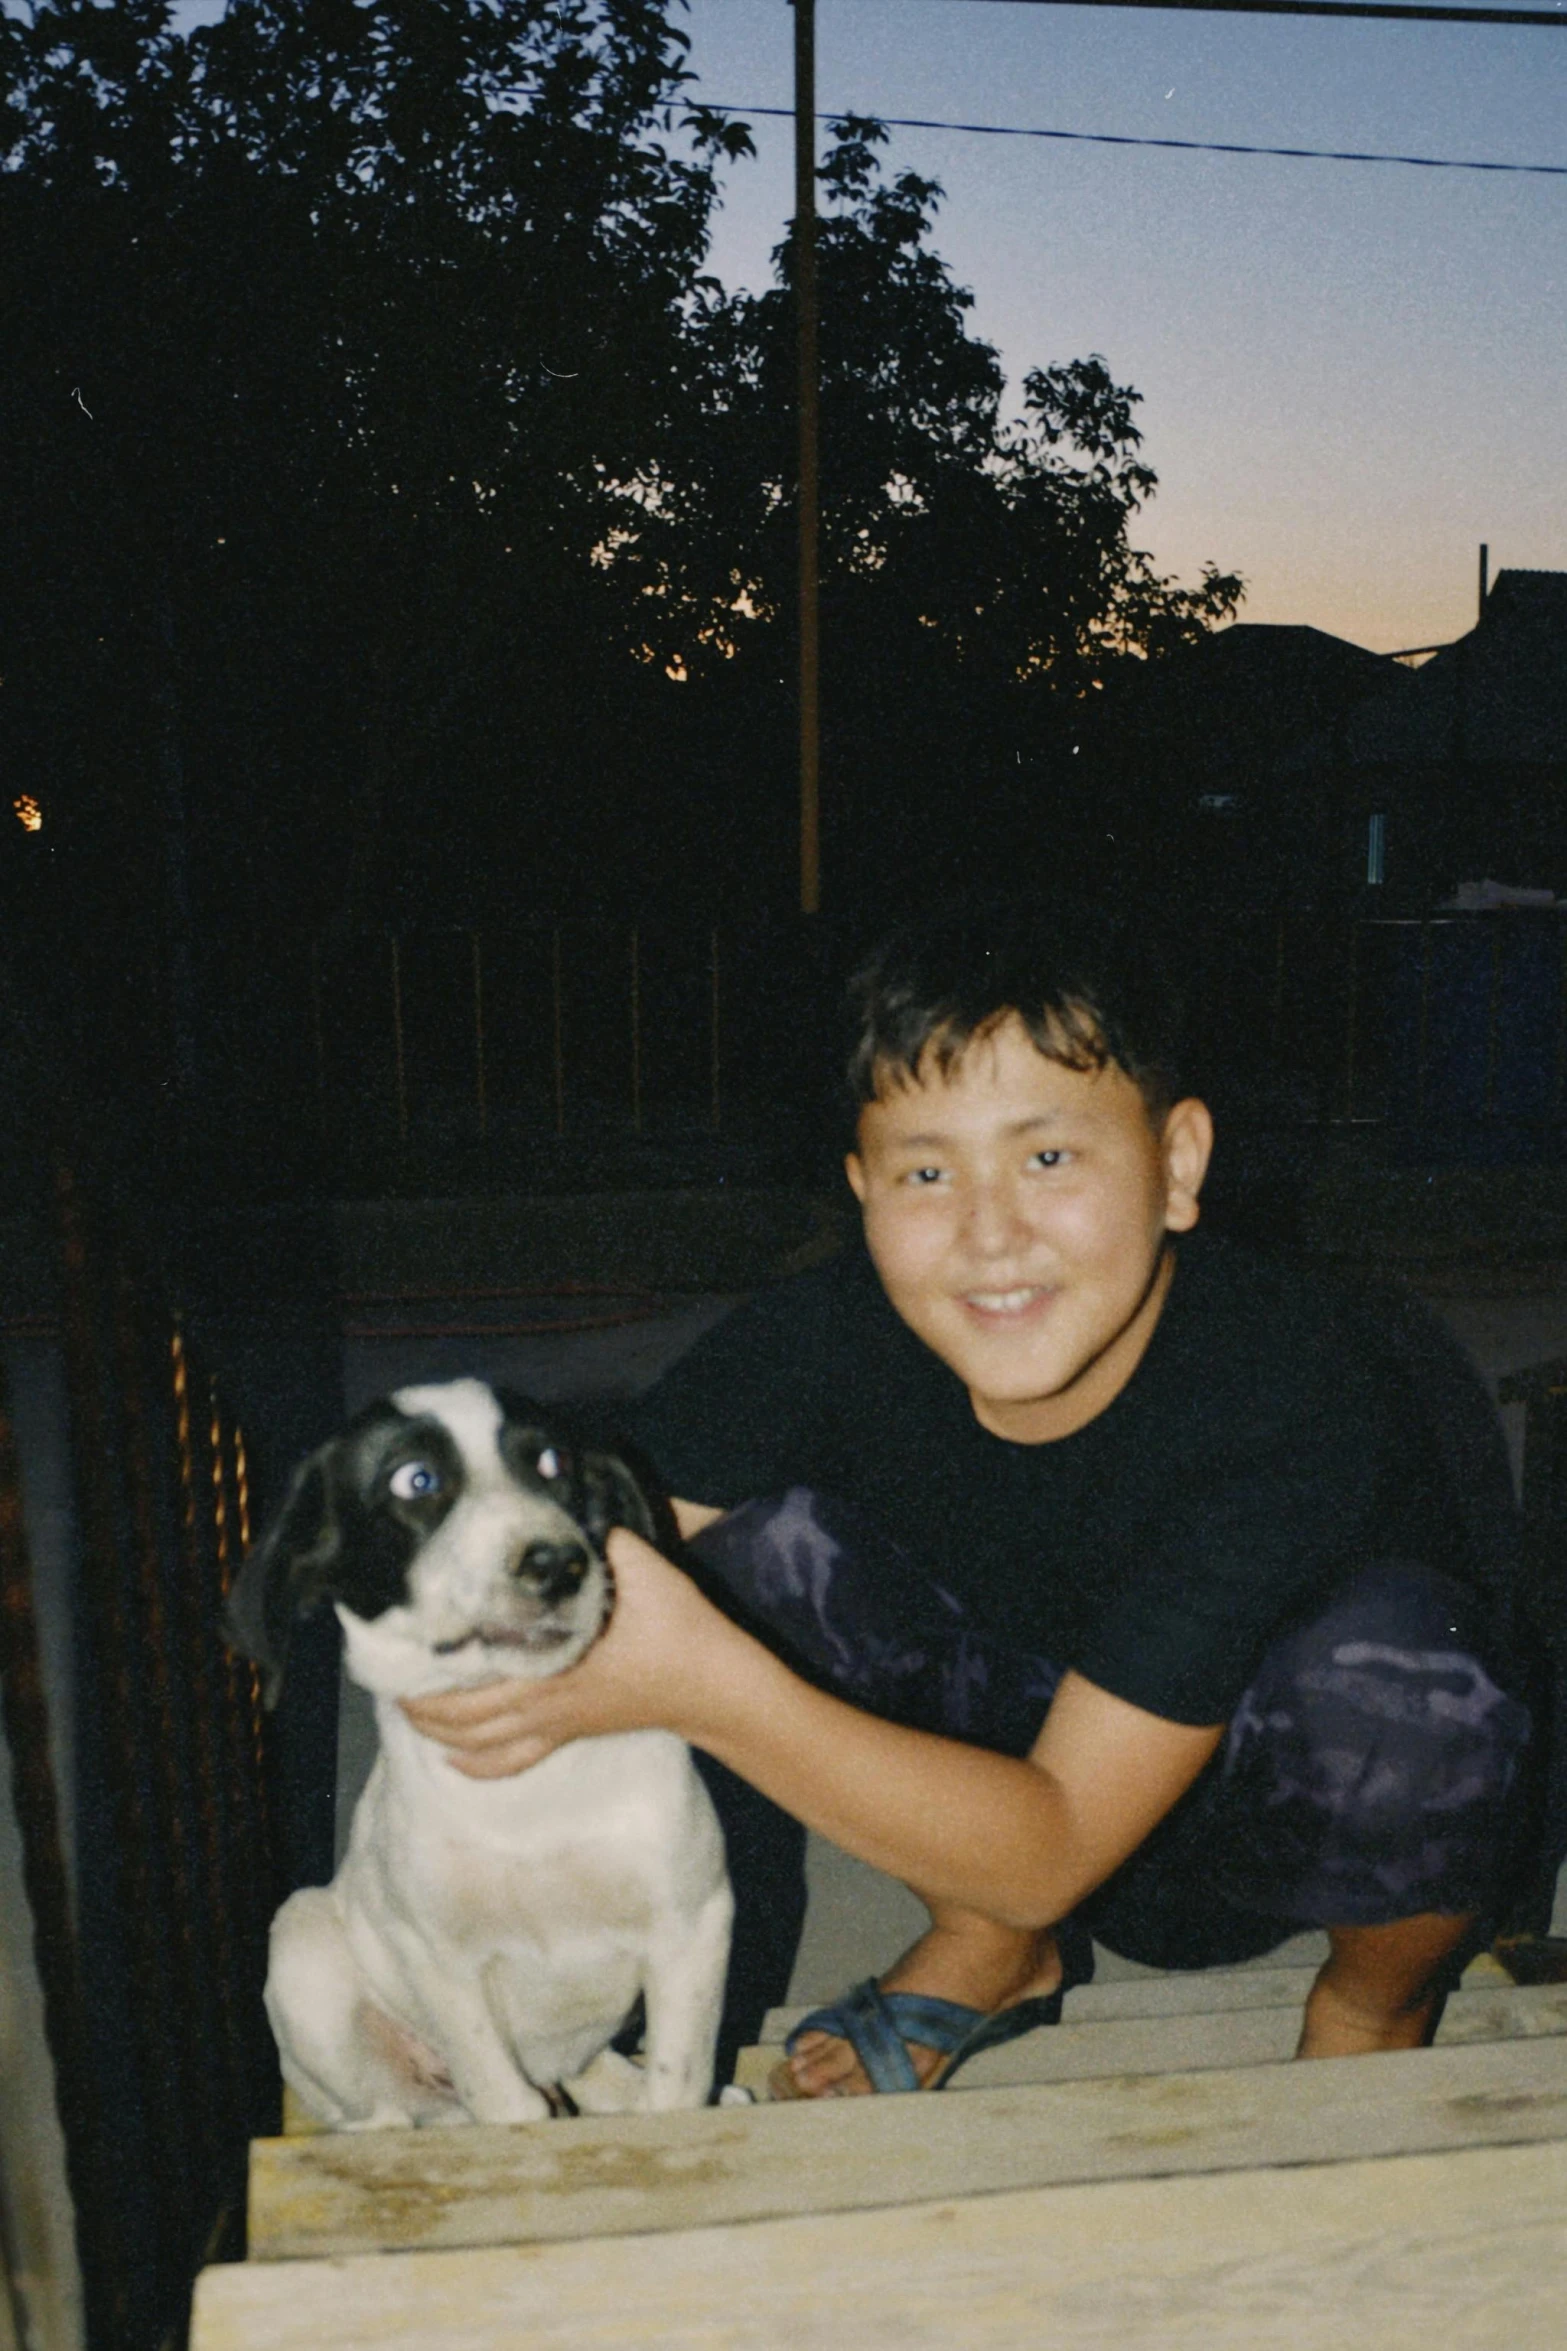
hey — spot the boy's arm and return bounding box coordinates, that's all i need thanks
[403,1523,1223,1931]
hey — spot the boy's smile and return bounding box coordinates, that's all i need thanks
[846,1016,1212,1444]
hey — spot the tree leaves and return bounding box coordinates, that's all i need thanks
[1,14,1239,936]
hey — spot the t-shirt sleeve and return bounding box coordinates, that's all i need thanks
[624,1262,843,1507]
[1072,1352,1398,1725]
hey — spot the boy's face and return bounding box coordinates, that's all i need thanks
[846,1015,1212,1443]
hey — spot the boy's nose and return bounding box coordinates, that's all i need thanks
[964,1180,1030,1254]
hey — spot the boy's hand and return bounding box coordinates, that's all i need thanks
[399,1527,722,1777]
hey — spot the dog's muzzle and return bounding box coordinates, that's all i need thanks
[430,1535,607,1660]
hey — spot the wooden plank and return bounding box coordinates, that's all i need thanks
[761,1948,1511,2043]
[205,2136,1567,2349]
[763,1965,1324,2043]
[735,1978,1567,2096]
[279,1959,1513,2141]
[247,2026,1567,2263]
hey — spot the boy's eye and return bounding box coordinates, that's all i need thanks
[903,1165,946,1187]
[1029,1149,1070,1170]
[389,1461,441,1501]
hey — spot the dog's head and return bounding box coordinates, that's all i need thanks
[225,1380,662,1705]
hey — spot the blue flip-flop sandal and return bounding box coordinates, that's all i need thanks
[779,1923,1094,2095]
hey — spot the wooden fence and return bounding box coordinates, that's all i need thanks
[0,983,280,2350]
[247,912,1567,1193]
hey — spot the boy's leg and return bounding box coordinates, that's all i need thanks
[1090,1560,1529,2056]
[687,1490,1076,2096]
[1300,1912,1476,2057]
[689,1751,808,2089]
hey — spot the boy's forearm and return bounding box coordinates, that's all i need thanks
[687,1635,1087,1929]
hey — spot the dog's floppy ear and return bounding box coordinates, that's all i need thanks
[576,1442,672,1557]
[224,1445,346,1710]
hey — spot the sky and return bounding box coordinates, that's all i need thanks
[165,0,1565,654]
[679,0,1564,652]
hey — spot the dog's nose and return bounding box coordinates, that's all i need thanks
[516,1539,591,1602]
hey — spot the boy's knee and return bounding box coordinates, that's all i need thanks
[1239,1560,1528,1773]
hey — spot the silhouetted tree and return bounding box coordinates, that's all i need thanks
[595,117,1242,907]
[1,0,753,968]
[2,21,1239,979]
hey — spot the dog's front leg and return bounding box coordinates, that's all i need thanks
[394,1951,552,2125]
[640,1882,734,2111]
[439,2008,552,2125]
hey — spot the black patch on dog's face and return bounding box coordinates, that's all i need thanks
[226,1384,669,1707]
[492,1389,663,1556]
[225,1398,465,1705]
[333,1405,468,1620]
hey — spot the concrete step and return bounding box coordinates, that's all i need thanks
[734,1970,1565,2097]
[246,2015,1567,2265]
[205,2122,1567,2349]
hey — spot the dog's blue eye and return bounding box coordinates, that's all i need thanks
[536,1448,560,1481]
[389,1461,440,1501]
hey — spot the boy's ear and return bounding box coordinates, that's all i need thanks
[845,1152,867,1203]
[1161,1097,1213,1233]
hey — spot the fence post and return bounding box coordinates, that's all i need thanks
[551,927,566,1140]
[309,937,329,1161]
[388,934,408,1148]
[1341,921,1361,1121]
[1484,923,1503,1118]
[471,931,488,1144]
[1416,921,1433,1123]
[709,930,721,1135]
[0,1358,105,2350]
[629,927,642,1135]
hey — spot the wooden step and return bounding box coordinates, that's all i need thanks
[276,1955,1513,2141]
[735,1976,1567,2096]
[760,1947,1510,2045]
[247,2023,1567,2263]
[762,1964,1322,2044]
[203,2131,1567,2348]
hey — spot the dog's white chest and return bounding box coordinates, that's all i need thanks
[351,1724,699,1954]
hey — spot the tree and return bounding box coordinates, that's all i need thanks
[591,116,1242,910]
[2,21,1240,973]
[0,0,755,967]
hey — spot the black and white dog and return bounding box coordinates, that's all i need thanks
[227,1378,732,2129]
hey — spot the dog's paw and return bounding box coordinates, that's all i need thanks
[563,2047,648,2115]
[458,2078,554,2125]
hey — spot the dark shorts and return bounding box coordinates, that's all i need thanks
[689,1487,1534,1972]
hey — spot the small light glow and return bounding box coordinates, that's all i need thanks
[664,655,688,682]
[13,796,41,833]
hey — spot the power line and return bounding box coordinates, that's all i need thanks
[907,0,1566,26]
[710,103,1567,174]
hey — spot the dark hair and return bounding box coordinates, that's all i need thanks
[846,901,1185,1125]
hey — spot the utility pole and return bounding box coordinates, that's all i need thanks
[793,0,820,915]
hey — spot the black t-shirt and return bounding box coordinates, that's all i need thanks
[628,1230,1511,1726]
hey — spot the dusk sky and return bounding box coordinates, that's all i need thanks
[681,0,1564,655]
[169,0,1564,656]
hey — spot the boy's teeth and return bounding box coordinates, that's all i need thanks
[968,1287,1038,1312]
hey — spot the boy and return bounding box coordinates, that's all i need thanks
[405,906,1531,2094]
